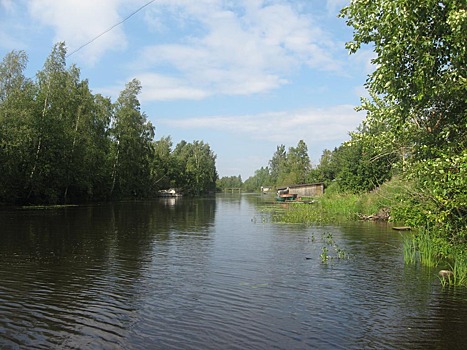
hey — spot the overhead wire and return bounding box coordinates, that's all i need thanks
[66,0,157,58]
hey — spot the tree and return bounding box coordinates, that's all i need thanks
[26,42,74,203]
[340,0,466,158]
[172,140,217,195]
[286,140,311,184]
[151,136,175,191]
[0,50,36,203]
[217,175,242,191]
[0,44,219,203]
[332,138,394,193]
[312,149,339,185]
[110,78,155,198]
[269,144,287,185]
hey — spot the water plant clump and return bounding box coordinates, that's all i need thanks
[320,246,329,263]
[403,230,467,287]
[316,232,352,264]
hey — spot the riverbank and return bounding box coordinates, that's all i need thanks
[272,179,467,287]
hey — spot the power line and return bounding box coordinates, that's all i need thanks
[66,0,157,58]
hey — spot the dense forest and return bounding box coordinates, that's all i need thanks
[0,43,218,205]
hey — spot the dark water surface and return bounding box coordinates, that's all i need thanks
[1,194,466,349]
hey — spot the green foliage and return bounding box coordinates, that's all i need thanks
[404,152,467,244]
[333,139,395,193]
[244,140,313,191]
[172,140,218,195]
[285,140,311,184]
[311,149,339,186]
[110,78,155,198]
[217,175,242,191]
[341,1,466,135]
[0,44,218,204]
[242,167,271,192]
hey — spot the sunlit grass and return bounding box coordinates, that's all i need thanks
[403,231,467,287]
[267,178,467,287]
[272,192,362,225]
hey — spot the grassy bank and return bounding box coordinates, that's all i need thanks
[273,179,467,287]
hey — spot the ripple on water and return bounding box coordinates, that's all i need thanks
[1,200,467,350]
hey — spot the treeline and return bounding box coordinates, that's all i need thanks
[0,43,217,205]
[218,138,394,194]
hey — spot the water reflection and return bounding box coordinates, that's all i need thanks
[0,199,217,349]
[0,196,466,349]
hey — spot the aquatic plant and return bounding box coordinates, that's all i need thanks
[402,235,417,265]
[449,253,467,287]
[315,232,351,264]
[321,232,334,245]
[403,230,467,287]
[320,247,329,263]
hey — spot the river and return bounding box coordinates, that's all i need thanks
[0,194,466,349]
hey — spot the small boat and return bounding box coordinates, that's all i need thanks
[275,193,298,202]
[392,226,411,231]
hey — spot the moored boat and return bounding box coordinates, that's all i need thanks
[275,193,298,202]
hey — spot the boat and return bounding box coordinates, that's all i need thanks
[275,193,298,202]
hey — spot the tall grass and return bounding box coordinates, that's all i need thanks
[273,178,413,225]
[403,231,467,287]
[273,192,362,224]
[403,235,417,265]
[451,255,467,286]
[272,177,467,287]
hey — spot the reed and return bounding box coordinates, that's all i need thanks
[450,251,467,286]
[402,235,417,265]
[416,233,440,267]
[403,231,467,287]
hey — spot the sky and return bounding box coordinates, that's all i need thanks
[0,0,374,179]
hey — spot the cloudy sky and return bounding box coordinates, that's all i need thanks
[0,0,374,179]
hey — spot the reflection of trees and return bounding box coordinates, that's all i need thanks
[152,197,216,234]
[0,199,216,347]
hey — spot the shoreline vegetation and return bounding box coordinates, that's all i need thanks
[270,179,467,287]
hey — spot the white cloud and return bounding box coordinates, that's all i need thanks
[1,0,14,12]
[27,0,126,65]
[134,0,344,99]
[137,73,209,101]
[158,104,363,145]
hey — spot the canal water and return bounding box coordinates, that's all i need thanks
[0,194,466,349]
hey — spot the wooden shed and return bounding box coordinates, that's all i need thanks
[277,183,324,197]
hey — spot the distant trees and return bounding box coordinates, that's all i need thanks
[0,44,218,204]
[236,140,316,192]
[242,167,271,192]
[216,175,242,191]
[268,140,312,187]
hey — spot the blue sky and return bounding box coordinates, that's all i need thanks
[0,0,374,179]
